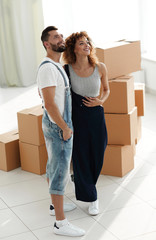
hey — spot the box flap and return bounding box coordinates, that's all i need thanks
[96,41,130,50]
[0,129,19,143]
[28,105,43,116]
[17,105,43,116]
[117,75,133,80]
[117,39,140,43]
[111,75,134,82]
[9,129,19,136]
[96,39,140,50]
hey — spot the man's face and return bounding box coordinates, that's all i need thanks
[46,30,65,52]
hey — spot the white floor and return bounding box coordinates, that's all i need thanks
[0,85,156,240]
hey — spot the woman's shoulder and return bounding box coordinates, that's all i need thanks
[96,62,107,76]
[97,62,106,69]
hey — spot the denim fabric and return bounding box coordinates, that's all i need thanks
[42,86,73,195]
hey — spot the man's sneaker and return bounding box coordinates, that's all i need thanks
[49,203,77,216]
[53,219,85,237]
[88,199,99,216]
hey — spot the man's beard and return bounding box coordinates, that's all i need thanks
[50,43,65,52]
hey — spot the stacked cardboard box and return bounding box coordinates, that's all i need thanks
[17,105,48,175]
[0,130,20,171]
[101,76,137,177]
[96,40,144,177]
[96,40,141,79]
[134,83,145,144]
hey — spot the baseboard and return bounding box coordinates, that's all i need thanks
[145,86,156,95]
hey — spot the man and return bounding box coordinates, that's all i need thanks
[37,26,85,237]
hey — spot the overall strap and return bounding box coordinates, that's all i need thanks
[64,64,71,85]
[39,60,68,87]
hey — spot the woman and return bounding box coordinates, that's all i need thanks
[63,32,110,215]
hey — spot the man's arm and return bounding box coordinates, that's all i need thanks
[42,86,72,141]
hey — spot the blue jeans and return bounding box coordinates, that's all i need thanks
[42,86,73,195]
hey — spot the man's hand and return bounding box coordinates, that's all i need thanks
[63,127,73,141]
[42,87,73,139]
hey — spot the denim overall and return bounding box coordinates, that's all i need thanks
[39,61,73,195]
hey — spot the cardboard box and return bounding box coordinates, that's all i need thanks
[103,75,135,113]
[134,83,145,116]
[17,105,44,145]
[0,130,20,171]
[96,40,141,79]
[105,107,137,145]
[19,141,48,175]
[135,116,142,144]
[101,144,134,177]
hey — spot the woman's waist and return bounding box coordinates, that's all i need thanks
[72,91,103,111]
[72,90,99,102]
[72,89,99,99]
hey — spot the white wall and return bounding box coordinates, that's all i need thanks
[42,0,141,43]
[139,0,156,93]
[42,0,74,38]
[42,0,156,94]
[141,57,156,94]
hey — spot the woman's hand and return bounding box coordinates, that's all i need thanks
[82,97,103,107]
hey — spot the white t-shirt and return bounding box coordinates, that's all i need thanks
[37,57,69,123]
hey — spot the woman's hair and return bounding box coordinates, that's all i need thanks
[63,31,98,67]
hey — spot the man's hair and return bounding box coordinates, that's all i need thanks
[41,26,58,48]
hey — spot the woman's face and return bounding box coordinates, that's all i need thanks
[74,36,91,56]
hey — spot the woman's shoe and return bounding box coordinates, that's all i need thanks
[88,200,99,215]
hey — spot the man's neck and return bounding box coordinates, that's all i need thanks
[47,51,61,63]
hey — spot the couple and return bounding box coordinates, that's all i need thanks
[37,26,110,237]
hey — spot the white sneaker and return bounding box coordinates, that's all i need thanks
[88,200,99,215]
[49,203,76,216]
[53,219,85,237]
